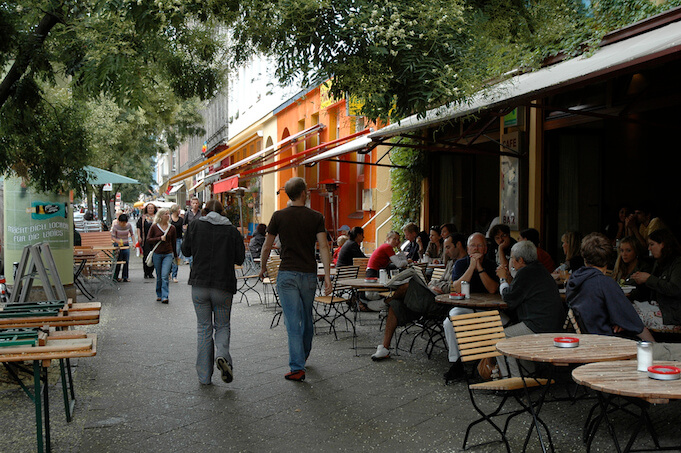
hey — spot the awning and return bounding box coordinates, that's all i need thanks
[85,166,140,185]
[169,145,234,185]
[240,129,372,178]
[168,182,184,195]
[211,124,325,179]
[370,18,681,140]
[188,179,205,195]
[301,136,374,165]
[213,176,239,194]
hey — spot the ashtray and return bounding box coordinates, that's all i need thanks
[364,277,378,283]
[553,337,580,348]
[648,365,681,380]
[449,293,465,300]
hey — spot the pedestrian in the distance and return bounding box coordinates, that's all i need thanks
[146,208,177,304]
[259,177,332,382]
[136,203,158,279]
[183,197,203,266]
[111,213,134,282]
[182,200,245,385]
[169,204,184,283]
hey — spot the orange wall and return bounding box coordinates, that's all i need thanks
[275,86,379,245]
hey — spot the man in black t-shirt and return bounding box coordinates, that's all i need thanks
[259,177,332,382]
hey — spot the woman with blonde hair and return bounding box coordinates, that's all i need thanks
[146,208,177,304]
[553,231,584,278]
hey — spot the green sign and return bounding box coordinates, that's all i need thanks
[504,108,518,127]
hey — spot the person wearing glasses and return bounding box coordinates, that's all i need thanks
[442,232,500,382]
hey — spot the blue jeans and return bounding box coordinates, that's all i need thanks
[153,252,173,300]
[277,271,317,372]
[114,245,130,280]
[191,286,234,384]
[171,238,183,279]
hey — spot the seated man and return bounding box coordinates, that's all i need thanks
[442,232,499,381]
[371,234,468,360]
[519,228,555,273]
[489,223,516,268]
[402,223,421,262]
[495,241,566,376]
[566,232,655,342]
[366,231,402,278]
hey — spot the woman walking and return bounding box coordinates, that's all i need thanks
[182,200,245,385]
[169,204,184,283]
[111,213,134,282]
[136,203,158,279]
[146,208,177,304]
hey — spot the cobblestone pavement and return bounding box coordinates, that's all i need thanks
[1,259,680,452]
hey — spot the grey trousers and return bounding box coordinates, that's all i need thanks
[497,322,535,378]
[192,286,234,384]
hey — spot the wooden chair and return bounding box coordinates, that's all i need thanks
[563,308,583,334]
[313,266,359,339]
[353,257,369,278]
[264,257,282,328]
[451,310,551,453]
[430,267,446,285]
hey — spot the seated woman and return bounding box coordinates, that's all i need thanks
[336,227,366,267]
[489,223,516,268]
[332,235,349,266]
[366,231,401,278]
[612,235,651,301]
[423,225,444,264]
[566,233,654,342]
[631,229,681,333]
[552,231,584,279]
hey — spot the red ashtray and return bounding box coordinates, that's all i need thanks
[364,277,378,283]
[449,292,465,300]
[553,337,580,348]
[648,365,681,381]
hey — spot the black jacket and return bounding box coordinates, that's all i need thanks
[181,212,245,293]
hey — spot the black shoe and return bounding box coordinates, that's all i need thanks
[444,360,465,383]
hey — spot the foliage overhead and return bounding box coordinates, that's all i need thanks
[229,0,681,121]
[0,0,230,192]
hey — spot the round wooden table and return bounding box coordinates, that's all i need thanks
[497,333,637,366]
[434,292,507,309]
[572,360,681,452]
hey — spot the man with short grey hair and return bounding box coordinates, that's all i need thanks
[495,240,565,376]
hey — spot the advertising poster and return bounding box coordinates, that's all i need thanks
[3,177,73,284]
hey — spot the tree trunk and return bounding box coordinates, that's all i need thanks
[0,11,62,108]
[97,186,104,223]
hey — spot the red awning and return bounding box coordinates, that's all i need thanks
[213,175,239,194]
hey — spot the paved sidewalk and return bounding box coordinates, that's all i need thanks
[1,259,680,452]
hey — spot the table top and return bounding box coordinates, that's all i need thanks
[496,333,637,366]
[434,292,507,309]
[0,333,97,364]
[337,278,390,290]
[572,360,681,403]
[427,263,446,268]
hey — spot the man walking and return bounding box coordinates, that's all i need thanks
[259,177,332,382]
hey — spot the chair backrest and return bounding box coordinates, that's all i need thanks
[265,257,281,285]
[353,257,369,278]
[431,267,446,282]
[332,266,359,293]
[451,310,506,363]
[413,262,427,278]
[242,251,259,275]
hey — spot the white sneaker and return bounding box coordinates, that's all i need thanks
[371,345,390,361]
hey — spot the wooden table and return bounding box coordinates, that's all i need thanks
[434,292,507,309]
[0,302,101,329]
[573,360,681,452]
[0,331,97,453]
[496,334,637,452]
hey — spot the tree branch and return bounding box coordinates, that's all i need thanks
[0,11,62,108]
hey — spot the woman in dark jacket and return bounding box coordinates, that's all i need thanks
[336,226,366,267]
[632,228,681,332]
[181,200,245,385]
[136,203,158,279]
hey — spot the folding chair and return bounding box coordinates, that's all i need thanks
[451,310,551,453]
[236,251,262,305]
[262,256,281,309]
[264,258,282,328]
[313,266,358,339]
[430,267,446,283]
[352,257,369,278]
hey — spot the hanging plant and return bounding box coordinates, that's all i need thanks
[390,139,428,233]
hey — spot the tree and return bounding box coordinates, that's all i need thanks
[228,0,681,121]
[0,0,232,191]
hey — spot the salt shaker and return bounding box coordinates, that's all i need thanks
[461,281,471,299]
[637,341,653,372]
[379,269,388,285]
